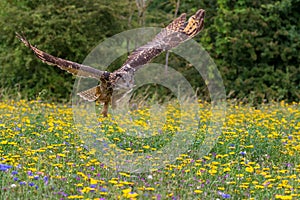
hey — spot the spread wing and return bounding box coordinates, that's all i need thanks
[121,9,205,71]
[16,33,105,80]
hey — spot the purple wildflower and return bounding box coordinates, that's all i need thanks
[44,176,49,185]
[285,163,292,168]
[58,191,68,197]
[218,191,231,199]
[20,181,26,185]
[11,170,18,175]
[0,163,12,171]
[222,193,231,198]
[157,194,162,200]
[29,182,35,187]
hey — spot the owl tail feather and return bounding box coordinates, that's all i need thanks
[77,86,101,101]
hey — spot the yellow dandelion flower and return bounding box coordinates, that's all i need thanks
[145,187,155,191]
[125,192,138,198]
[0,140,8,144]
[90,178,98,185]
[81,187,96,193]
[67,195,84,199]
[275,195,293,200]
[216,154,223,158]
[255,185,265,189]
[122,188,131,194]
[236,174,244,178]
[208,169,217,175]
[108,180,118,184]
[119,172,130,177]
[203,156,211,160]
[245,166,254,173]
[239,185,249,189]
[119,181,134,186]
[223,167,231,173]
[57,153,66,157]
[194,190,203,194]
[167,193,174,197]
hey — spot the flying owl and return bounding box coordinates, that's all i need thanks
[17,9,205,117]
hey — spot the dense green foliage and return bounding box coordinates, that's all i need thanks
[207,0,300,102]
[0,0,299,102]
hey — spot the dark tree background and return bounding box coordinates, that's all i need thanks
[0,0,299,103]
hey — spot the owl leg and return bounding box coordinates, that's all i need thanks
[101,101,109,117]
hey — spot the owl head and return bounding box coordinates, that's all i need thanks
[113,65,135,90]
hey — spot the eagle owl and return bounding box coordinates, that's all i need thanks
[17,9,205,117]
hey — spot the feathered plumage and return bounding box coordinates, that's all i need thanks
[17,9,205,117]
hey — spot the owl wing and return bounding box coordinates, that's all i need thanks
[120,9,205,71]
[16,33,106,80]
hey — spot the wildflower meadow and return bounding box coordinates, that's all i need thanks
[0,99,299,199]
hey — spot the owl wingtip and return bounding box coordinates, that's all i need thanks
[195,9,205,19]
[16,31,32,48]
